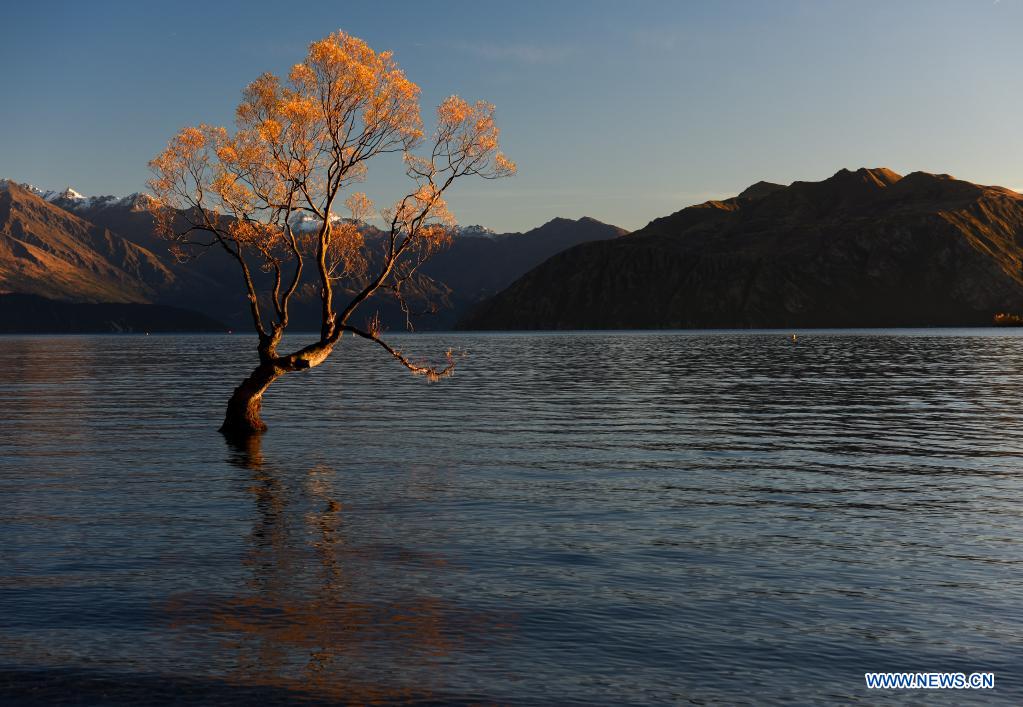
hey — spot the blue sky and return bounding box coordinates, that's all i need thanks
[2,0,1022,232]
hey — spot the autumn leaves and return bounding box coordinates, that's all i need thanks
[147,31,514,433]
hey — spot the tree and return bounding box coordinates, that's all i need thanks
[148,31,514,437]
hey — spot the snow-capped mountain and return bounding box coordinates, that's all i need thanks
[287,211,351,233]
[13,182,499,237]
[453,224,497,238]
[18,183,154,212]
[287,211,497,238]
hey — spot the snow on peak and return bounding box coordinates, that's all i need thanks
[58,187,85,200]
[455,224,497,237]
[16,183,156,212]
[120,192,158,211]
[287,214,496,237]
[286,212,385,234]
[21,184,85,201]
[288,211,349,233]
[18,183,51,199]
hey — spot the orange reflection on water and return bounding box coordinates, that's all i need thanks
[164,435,513,704]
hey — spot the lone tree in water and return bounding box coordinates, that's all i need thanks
[148,31,514,436]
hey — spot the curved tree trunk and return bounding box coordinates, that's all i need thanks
[219,363,281,438]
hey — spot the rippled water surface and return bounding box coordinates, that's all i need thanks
[2,330,1022,705]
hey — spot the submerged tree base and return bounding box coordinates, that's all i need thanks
[219,364,279,437]
[219,414,267,438]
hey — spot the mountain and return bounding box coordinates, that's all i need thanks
[262,215,626,331]
[415,217,627,329]
[0,181,173,303]
[460,168,1023,330]
[20,183,154,213]
[1,179,627,331]
[34,185,253,325]
[38,190,626,330]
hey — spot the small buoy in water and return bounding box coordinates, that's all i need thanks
[790,333,798,344]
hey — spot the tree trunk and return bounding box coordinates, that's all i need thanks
[219,363,281,438]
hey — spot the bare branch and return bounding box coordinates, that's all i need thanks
[341,324,456,381]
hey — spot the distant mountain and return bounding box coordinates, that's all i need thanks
[461,168,1023,330]
[60,190,626,329]
[19,183,156,213]
[0,181,173,303]
[1,179,627,331]
[271,216,626,330]
[416,217,627,329]
[34,185,254,325]
[453,224,497,237]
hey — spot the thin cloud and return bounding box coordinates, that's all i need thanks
[446,40,575,65]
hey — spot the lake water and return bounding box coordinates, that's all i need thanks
[1,330,1022,705]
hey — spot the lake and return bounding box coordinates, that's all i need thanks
[1,330,1021,704]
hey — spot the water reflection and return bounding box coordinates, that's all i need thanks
[162,435,507,705]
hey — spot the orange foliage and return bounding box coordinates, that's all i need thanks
[146,30,513,384]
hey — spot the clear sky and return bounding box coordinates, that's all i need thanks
[2,0,1022,232]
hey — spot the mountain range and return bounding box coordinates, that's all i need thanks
[0,179,626,332]
[7,167,1023,334]
[461,168,1023,329]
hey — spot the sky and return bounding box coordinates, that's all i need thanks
[2,0,1022,232]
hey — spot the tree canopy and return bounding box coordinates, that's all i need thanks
[148,31,514,434]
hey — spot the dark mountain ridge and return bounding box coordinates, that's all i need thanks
[461,168,1023,330]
